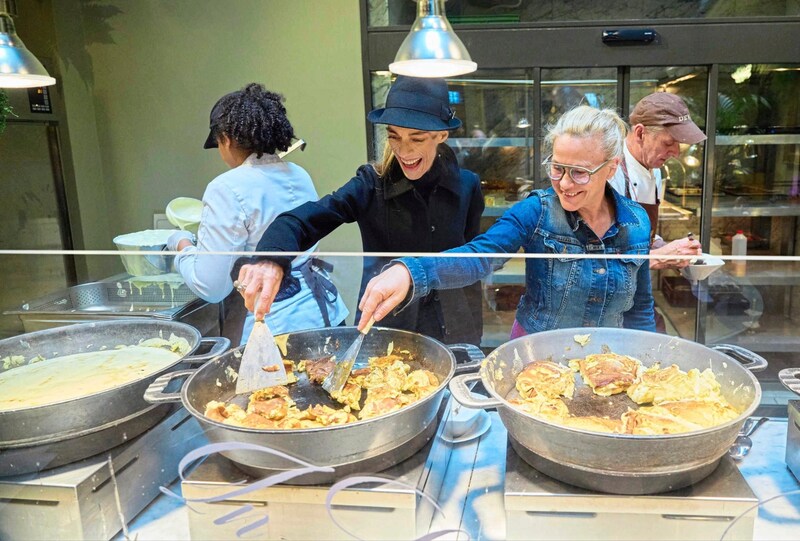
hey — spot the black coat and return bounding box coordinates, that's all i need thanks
[255,144,485,345]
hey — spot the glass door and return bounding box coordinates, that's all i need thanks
[708,64,800,352]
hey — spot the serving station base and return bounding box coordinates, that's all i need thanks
[0,404,170,477]
[0,406,204,540]
[505,439,758,541]
[786,400,800,482]
[181,403,454,540]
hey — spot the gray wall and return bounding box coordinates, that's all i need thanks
[18,0,368,318]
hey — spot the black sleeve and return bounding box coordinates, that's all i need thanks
[464,172,485,241]
[252,168,375,272]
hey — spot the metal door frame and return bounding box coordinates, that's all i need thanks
[360,11,800,343]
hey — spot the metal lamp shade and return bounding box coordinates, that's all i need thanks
[0,11,56,88]
[389,0,477,78]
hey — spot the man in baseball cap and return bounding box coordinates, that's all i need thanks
[630,92,707,146]
[609,92,704,271]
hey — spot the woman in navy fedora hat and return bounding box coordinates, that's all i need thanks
[236,75,485,345]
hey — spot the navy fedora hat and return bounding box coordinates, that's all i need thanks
[367,76,461,132]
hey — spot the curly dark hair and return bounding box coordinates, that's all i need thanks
[210,83,295,157]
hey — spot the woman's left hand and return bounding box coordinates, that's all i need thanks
[357,264,412,330]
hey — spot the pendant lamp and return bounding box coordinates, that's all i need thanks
[389,0,477,78]
[0,0,56,88]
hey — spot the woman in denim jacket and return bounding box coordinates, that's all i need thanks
[358,106,656,337]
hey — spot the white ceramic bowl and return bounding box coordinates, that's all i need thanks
[166,197,202,235]
[680,253,725,282]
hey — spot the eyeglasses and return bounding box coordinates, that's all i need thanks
[542,154,613,185]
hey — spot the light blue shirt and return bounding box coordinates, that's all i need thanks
[173,153,348,343]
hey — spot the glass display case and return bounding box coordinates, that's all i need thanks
[710,64,800,358]
[366,62,798,410]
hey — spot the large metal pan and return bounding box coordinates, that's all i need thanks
[144,326,481,485]
[0,320,229,448]
[450,327,766,495]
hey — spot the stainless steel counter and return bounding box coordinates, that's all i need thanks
[3,274,220,336]
[113,399,800,541]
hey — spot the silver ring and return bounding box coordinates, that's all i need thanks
[233,280,247,292]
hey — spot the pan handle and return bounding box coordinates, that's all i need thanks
[450,373,503,409]
[778,368,800,395]
[143,369,194,404]
[711,344,768,373]
[184,337,231,364]
[448,343,484,375]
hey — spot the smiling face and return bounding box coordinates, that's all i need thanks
[635,125,681,169]
[387,126,448,180]
[551,134,618,214]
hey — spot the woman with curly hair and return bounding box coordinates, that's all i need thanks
[167,83,348,343]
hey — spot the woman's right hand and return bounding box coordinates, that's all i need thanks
[236,261,284,321]
[357,264,412,330]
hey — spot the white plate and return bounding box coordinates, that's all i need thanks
[680,253,725,282]
[440,410,492,444]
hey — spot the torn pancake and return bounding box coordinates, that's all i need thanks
[508,395,570,422]
[621,406,704,435]
[569,353,642,396]
[626,364,722,405]
[205,353,439,429]
[654,400,739,428]
[331,381,363,411]
[515,361,575,400]
[298,356,335,384]
[403,369,440,399]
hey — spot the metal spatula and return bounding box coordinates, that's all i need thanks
[234,318,288,395]
[322,318,375,395]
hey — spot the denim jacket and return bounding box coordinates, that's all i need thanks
[401,186,656,334]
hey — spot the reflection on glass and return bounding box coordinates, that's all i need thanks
[370,70,533,209]
[706,64,800,389]
[628,66,709,349]
[683,144,700,168]
[540,67,617,126]
[442,71,533,211]
[539,67,617,178]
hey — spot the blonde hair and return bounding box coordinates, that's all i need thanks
[372,141,395,177]
[545,106,628,160]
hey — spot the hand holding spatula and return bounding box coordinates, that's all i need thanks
[322,317,375,395]
[233,280,288,395]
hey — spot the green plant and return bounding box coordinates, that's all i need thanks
[717,92,771,133]
[0,89,13,135]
